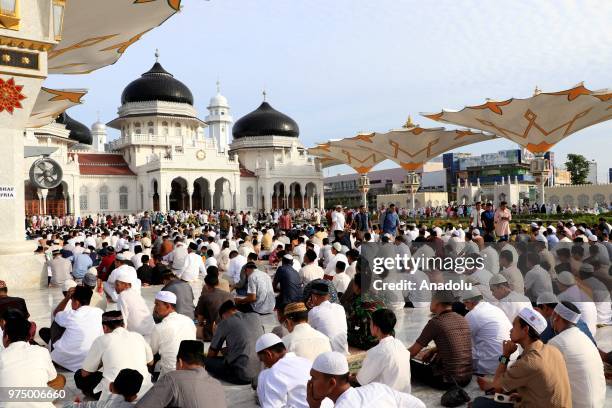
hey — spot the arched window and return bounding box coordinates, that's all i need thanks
[79,186,88,211]
[119,186,129,210]
[134,122,141,135]
[162,121,169,136]
[175,122,181,136]
[246,186,254,207]
[577,194,589,208]
[99,186,109,210]
[147,121,154,127]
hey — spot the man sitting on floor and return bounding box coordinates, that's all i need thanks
[205,300,264,385]
[281,302,331,362]
[473,307,572,408]
[137,341,226,408]
[408,290,473,389]
[307,282,349,355]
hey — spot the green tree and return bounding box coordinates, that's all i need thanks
[565,154,590,185]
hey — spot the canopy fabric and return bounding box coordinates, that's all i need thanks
[352,126,497,171]
[307,135,387,174]
[422,83,612,153]
[27,87,87,128]
[48,0,181,74]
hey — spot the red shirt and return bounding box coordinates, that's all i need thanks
[279,214,292,230]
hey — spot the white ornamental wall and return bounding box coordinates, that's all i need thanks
[77,176,138,216]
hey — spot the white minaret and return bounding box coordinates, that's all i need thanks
[91,114,107,152]
[205,81,233,152]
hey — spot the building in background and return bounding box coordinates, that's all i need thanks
[587,160,598,184]
[554,168,572,185]
[323,161,446,209]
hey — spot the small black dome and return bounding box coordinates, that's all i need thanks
[121,62,194,105]
[233,101,299,138]
[56,112,92,145]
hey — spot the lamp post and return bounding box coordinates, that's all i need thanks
[404,172,420,212]
[357,174,370,209]
[0,0,63,288]
[529,154,549,207]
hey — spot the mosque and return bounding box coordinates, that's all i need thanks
[23,58,324,217]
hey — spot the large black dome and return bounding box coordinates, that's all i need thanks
[233,101,299,138]
[56,112,92,145]
[121,62,194,105]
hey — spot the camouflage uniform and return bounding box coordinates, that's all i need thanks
[346,293,385,350]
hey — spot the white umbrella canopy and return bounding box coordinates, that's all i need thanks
[307,134,387,174]
[27,88,87,128]
[352,125,497,171]
[48,0,181,74]
[422,83,612,154]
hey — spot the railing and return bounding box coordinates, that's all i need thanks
[107,133,218,150]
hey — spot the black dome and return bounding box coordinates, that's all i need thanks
[233,101,299,138]
[121,62,194,105]
[56,112,92,145]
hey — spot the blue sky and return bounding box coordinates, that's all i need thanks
[45,0,612,180]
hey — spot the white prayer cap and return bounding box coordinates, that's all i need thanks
[332,242,342,252]
[83,248,91,254]
[535,235,547,243]
[122,244,130,250]
[530,222,539,228]
[472,229,480,236]
[557,271,576,286]
[208,231,216,238]
[588,235,598,242]
[62,279,77,292]
[255,333,283,353]
[547,226,557,234]
[312,351,349,375]
[536,292,558,305]
[461,287,483,301]
[554,302,581,324]
[179,268,198,283]
[433,226,443,236]
[87,266,98,276]
[518,307,548,335]
[115,269,135,284]
[155,290,177,304]
[116,252,131,261]
[283,254,294,261]
[489,274,507,285]
[579,263,594,274]
[451,230,461,237]
[340,245,349,254]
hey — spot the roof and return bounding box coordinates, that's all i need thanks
[240,165,256,178]
[121,61,194,106]
[233,101,299,139]
[77,153,135,176]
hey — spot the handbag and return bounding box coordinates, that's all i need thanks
[440,378,471,407]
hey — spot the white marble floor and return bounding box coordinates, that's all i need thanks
[15,282,612,407]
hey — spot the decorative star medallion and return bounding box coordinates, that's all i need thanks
[0,77,26,114]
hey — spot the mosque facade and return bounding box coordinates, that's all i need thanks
[23,60,324,217]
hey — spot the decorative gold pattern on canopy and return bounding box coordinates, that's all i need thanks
[422,83,612,153]
[308,135,387,174]
[48,0,181,74]
[27,87,86,128]
[352,126,498,171]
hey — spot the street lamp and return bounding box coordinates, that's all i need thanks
[357,174,370,209]
[404,172,420,212]
[530,154,549,207]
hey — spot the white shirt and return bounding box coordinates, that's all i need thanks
[334,383,425,408]
[333,273,352,294]
[181,252,206,281]
[324,253,348,276]
[524,264,553,299]
[356,336,412,393]
[169,244,188,272]
[82,327,153,399]
[308,300,349,355]
[257,352,311,408]
[150,312,196,377]
[228,254,247,284]
[0,342,57,408]
[557,286,599,336]
[549,326,606,408]
[117,288,155,339]
[299,263,324,285]
[208,241,221,257]
[282,323,332,362]
[205,256,218,270]
[331,211,345,231]
[294,244,307,264]
[51,305,104,372]
[496,291,533,322]
[465,301,512,374]
[583,276,612,324]
[104,264,141,302]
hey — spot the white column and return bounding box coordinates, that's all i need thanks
[186,189,192,211]
[41,189,49,215]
